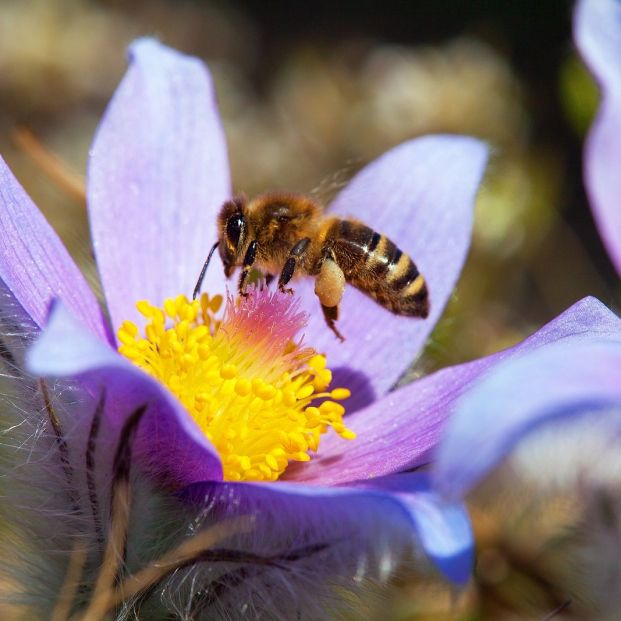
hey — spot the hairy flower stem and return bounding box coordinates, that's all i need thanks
[86,393,105,546]
[39,379,80,512]
[51,540,88,621]
[78,404,147,621]
[109,517,253,608]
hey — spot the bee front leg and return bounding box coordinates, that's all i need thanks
[314,254,346,342]
[238,240,258,297]
[278,237,310,294]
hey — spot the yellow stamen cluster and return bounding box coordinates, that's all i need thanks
[117,291,355,482]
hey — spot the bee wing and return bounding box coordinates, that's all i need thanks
[310,164,358,208]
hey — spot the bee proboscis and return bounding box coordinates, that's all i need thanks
[193,192,429,341]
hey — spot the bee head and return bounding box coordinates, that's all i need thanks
[217,195,248,278]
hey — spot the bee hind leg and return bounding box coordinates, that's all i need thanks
[321,304,345,342]
[314,254,346,342]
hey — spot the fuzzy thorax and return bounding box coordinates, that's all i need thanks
[117,288,354,481]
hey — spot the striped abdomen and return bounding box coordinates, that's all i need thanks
[329,219,429,317]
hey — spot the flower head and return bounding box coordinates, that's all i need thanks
[0,37,497,619]
[4,29,619,621]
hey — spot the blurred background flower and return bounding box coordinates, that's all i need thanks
[432,2,621,620]
[0,0,619,619]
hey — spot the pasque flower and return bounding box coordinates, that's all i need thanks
[0,38,490,619]
[2,30,619,620]
[432,0,621,494]
[433,0,621,519]
[427,4,621,609]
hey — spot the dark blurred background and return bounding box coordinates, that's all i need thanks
[0,1,617,618]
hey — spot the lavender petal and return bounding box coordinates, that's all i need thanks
[88,38,231,334]
[0,156,111,342]
[296,135,488,409]
[286,297,621,485]
[434,337,621,500]
[184,471,473,586]
[575,0,621,275]
[27,302,223,485]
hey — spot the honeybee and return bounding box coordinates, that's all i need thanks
[193,192,429,341]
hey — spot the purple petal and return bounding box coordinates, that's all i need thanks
[350,472,473,585]
[286,296,621,485]
[435,338,621,500]
[296,135,488,409]
[0,156,111,342]
[575,0,621,275]
[88,38,231,335]
[184,471,473,586]
[26,302,223,485]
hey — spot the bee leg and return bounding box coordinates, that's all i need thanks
[321,304,345,342]
[264,274,275,288]
[238,240,258,297]
[278,237,311,294]
[314,255,346,341]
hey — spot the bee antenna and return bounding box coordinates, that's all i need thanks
[193,241,219,300]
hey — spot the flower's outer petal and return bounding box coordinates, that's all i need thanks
[296,135,488,408]
[510,407,621,490]
[349,472,473,585]
[575,0,621,275]
[88,38,231,335]
[286,297,621,485]
[435,338,621,500]
[26,302,223,484]
[0,156,111,342]
[184,471,473,587]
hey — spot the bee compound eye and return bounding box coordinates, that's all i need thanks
[226,214,245,248]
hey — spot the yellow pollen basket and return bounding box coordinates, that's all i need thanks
[117,288,355,482]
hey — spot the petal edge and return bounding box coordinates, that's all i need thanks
[88,38,231,334]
